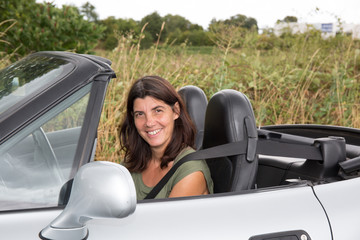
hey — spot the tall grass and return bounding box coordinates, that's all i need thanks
[0,20,17,69]
[95,28,224,161]
[1,19,358,163]
[94,29,359,162]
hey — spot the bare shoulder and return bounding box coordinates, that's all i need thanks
[169,171,209,198]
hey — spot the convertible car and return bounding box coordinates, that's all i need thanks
[0,51,359,240]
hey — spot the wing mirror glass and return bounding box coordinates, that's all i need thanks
[40,161,136,240]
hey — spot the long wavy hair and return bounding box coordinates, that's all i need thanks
[119,76,196,172]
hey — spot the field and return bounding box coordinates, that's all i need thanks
[93,31,360,162]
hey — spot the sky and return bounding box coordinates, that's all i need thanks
[41,0,360,29]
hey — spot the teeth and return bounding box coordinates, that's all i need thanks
[148,129,160,135]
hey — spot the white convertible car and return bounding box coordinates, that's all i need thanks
[0,52,359,239]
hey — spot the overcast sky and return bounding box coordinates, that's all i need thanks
[42,0,360,29]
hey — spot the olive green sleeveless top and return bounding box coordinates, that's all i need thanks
[131,147,214,200]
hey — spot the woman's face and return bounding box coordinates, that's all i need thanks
[133,96,179,154]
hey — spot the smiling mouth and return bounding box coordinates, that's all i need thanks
[147,129,161,135]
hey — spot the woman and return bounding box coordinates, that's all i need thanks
[119,76,213,200]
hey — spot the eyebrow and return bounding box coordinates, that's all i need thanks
[152,105,165,110]
[133,105,166,113]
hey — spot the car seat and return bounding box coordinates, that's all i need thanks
[202,89,258,193]
[178,86,208,150]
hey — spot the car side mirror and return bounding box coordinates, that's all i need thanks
[39,161,136,240]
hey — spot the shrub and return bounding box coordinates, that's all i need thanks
[0,0,105,59]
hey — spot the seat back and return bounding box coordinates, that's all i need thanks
[178,86,208,150]
[202,89,258,193]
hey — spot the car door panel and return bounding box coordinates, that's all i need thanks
[87,185,331,240]
[0,52,116,239]
[314,177,360,239]
[0,209,62,239]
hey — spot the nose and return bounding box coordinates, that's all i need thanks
[145,114,155,127]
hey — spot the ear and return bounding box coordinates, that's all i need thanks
[173,102,180,120]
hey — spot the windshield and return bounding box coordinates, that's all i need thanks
[0,55,75,115]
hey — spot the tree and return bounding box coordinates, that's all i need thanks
[209,22,247,49]
[99,17,140,50]
[163,14,208,46]
[189,24,203,31]
[277,16,298,23]
[81,2,99,22]
[187,30,212,46]
[0,0,105,58]
[284,16,298,23]
[140,12,166,42]
[208,14,258,49]
[210,14,258,31]
[163,14,191,32]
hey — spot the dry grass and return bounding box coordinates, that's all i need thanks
[1,19,358,163]
[0,20,17,68]
[65,31,360,162]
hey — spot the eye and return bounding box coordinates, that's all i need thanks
[134,112,144,118]
[154,107,164,114]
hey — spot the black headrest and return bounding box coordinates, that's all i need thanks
[203,89,258,193]
[179,86,208,150]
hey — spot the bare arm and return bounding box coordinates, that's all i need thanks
[168,171,209,198]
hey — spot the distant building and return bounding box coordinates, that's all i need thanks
[273,22,360,39]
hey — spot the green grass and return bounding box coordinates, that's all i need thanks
[94,31,360,162]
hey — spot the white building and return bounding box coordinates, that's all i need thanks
[273,22,360,39]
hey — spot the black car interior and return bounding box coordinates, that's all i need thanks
[178,85,208,150]
[201,89,258,193]
[179,87,360,192]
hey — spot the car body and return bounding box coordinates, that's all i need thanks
[0,51,359,240]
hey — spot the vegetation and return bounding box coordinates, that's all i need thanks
[1,2,360,162]
[0,0,104,59]
[277,16,298,24]
[99,11,214,50]
[94,30,360,162]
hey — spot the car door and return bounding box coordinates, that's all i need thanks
[0,82,107,239]
[0,51,115,239]
[313,177,360,239]
[262,124,360,239]
[85,183,331,240]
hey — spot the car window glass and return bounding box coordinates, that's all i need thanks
[0,55,74,115]
[0,84,91,211]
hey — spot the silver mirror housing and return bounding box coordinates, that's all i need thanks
[40,161,136,240]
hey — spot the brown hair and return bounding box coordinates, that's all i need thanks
[119,76,195,172]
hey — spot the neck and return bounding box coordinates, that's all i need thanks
[151,151,164,163]
[150,145,166,163]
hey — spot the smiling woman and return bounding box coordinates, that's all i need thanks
[119,76,213,200]
[133,96,179,155]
